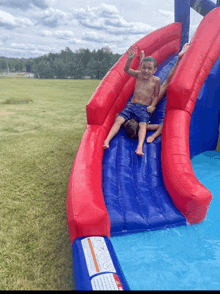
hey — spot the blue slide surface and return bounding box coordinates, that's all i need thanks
[102,55,187,236]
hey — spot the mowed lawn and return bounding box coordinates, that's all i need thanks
[0,78,100,290]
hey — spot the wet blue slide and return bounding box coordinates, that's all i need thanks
[102,55,187,236]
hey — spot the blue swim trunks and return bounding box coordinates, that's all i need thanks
[119,103,150,123]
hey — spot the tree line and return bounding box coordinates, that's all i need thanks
[0,46,122,79]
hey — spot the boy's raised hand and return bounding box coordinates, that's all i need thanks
[127,45,137,60]
[140,50,145,63]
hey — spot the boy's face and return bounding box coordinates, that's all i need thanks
[140,61,156,80]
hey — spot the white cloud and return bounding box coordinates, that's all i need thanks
[4,47,48,58]
[0,33,9,42]
[0,9,33,29]
[189,24,199,41]
[110,44,129,55]
[0,0,57,10]
[0,9,17,28]
[94,3,119,18]
[73,3,119,21]
[10,42,58,54]
[34,7,71,27]
[0,0,205,59]
[159,10,174,18]
[190,24,199,31]
[81,31,128,44]
[33,0,57,9]
[72,4,156,36]
[69,37,87,45]
[40,29,75,39]
[17,17,33,27]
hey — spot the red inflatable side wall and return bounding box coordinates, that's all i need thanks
[162,7,220,224]
[67,23,182,243]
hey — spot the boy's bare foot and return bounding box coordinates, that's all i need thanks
[103,141,109,149]
[147,136,155,143]
[178,43,189,59]
[135,147,144,156]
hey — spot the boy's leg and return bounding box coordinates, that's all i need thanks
[147,124,163,143]
[103,116,126,149]
[136,122,147,156]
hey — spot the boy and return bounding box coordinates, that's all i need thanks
[103,45,161,156]
[123,43,190,143]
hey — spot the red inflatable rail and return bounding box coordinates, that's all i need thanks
[67,23,182,243]
[162,7,220,224]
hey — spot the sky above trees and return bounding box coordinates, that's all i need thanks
[0,0,205,59]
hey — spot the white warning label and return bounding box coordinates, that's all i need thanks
[81,237,116,277]
[91,273,123,291]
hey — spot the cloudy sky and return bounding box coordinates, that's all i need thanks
[0,0,213,59]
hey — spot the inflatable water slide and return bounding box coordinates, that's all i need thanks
[67,5,220,290]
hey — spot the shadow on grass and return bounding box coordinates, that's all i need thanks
[3,99,33,104]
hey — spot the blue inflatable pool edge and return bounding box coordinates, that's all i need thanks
[72,236,130,290]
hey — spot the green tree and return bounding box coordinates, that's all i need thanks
[77,49,91,69]
[85,57,98,79]
[68,61,76,79]
[74,58,84,79]
[14,46,121,79]
[0,59,7,71]
[54,58,68,79]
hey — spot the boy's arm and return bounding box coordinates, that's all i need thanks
[160,43,190,95]
[155,44,189,101]
[139,50,145,64]
[124,46,140,77]
[147,43,189,113]
[157,60,179,100]
[147,78,161,113]
[124,58,139,77]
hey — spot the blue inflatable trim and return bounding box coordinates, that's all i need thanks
[72,236,130,290]
[189,55,220,158]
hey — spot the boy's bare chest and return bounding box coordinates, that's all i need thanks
[135,80,155,96]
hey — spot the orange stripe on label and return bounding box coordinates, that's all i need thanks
[88,238,100,273]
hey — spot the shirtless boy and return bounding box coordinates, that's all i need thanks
[123,43,190,143]
[103,45,161,156]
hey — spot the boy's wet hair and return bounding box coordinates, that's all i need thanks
[123,119,139,139]
[141,56,157,68]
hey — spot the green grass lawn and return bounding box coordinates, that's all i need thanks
[0,78,100,290]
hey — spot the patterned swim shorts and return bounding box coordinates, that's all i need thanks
[119,103,150,124]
